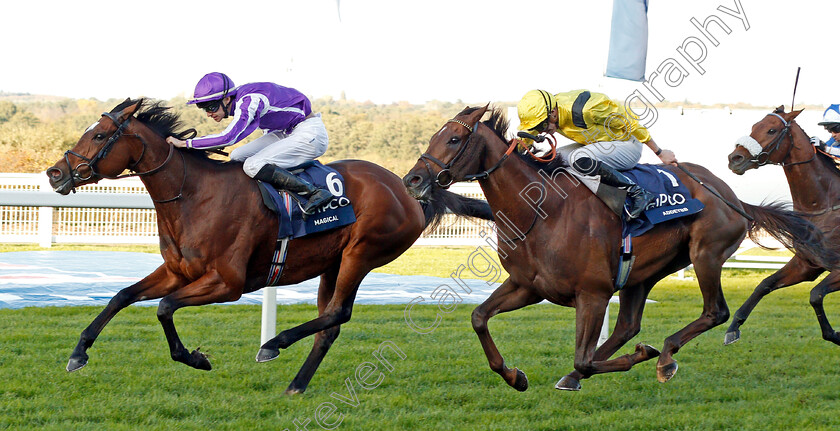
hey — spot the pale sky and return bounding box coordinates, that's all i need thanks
[2,0,838,107]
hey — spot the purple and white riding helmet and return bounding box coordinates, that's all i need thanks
[186,72,236,105]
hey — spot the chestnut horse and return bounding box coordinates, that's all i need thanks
[45,98,492,394]
[403,106,836,391]
[726,106,840,346]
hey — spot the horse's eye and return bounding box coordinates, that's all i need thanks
[448,137,460,145]
[94,133,105,141]
[768,129,777,135]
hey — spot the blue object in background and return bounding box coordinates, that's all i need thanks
[605,0,649,82]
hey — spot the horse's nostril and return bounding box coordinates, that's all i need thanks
[46,167,63,180]
[406,175,421,186]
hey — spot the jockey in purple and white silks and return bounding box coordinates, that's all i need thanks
[166,72,333,215]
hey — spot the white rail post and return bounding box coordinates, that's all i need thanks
[598,303,610,347]
[38,176,53,248]
[260,287,277,346]
[37,207,53,248]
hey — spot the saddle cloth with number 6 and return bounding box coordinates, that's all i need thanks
[257,160,356,239]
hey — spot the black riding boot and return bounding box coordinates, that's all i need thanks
[254,165,334,215]
[596,164,656,219]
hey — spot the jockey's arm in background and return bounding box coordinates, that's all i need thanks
[644,139,678,166]
[597,105,678,166]
[167,136,188,148]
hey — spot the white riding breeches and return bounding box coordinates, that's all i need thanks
[558,137,644,171]
[230,113,329,177]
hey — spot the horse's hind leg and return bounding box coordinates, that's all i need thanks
[257,263,368,360]
[657,256,729,383]
[557,283,659,390]
[562,291,659,391]
[809,271,840,345]
[156,270,241,370]
[471,280,541,391]
[725,257,822,345]
[284,267,341,395]
[67,265,180,372]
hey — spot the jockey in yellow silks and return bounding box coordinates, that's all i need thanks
[517,89,678,219]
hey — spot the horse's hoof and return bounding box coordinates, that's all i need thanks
[66,356,88,372]
[637,343,661,359]
[657,361,678,383]
[189,348,212,371]
[555,375,582,391]
[255,348,280,363]
[724,330,741,345]
[511,368,529,392]
[284,387,304,396]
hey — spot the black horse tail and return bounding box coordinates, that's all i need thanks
[742,201,840,270]
[420,186,494,230]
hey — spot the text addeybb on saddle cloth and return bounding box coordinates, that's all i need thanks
[623,165,704,237]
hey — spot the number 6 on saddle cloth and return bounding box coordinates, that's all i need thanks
[257,160,356,285]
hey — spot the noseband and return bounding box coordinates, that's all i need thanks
[419,118,519,188]
[735,112,814,167]
[60,111,177,196]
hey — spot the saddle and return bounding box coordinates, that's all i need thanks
[257,160,356,286]
[566,163,704,290]
[258,160,356,239]
[567,164,704,237]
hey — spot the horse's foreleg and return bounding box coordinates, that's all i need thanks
[471,280,541,392]
[284,268,341,395]
[67,265,180,372]
[156,270,240,370]
[809,271,840,345]
[725,258,822,345]
[658,258,729,383]
[559,283,658,387]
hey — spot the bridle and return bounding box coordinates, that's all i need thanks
[417,115,539,242]
[736,112,815,167]
[418,117,519,188]
[56,111,184,202]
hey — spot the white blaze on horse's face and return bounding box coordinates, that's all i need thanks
[436,125,450,138]
[85,121,100,134]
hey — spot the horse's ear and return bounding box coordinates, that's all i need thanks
[464,104,490,126]
[773,105,786,114]
[117,98,142,123]
[788,108,804,120]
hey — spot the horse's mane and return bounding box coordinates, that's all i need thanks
[465,106,567,173]
[111,98,223,164]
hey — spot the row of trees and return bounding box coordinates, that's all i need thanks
[0,95,481,175]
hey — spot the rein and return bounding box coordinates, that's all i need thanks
[61,111,184,203]
[419,118,519,188]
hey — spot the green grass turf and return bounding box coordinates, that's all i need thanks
[2,244,837,429]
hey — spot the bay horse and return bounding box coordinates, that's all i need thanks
[726,106,840,346]
[402,105,837,391]
[45,98,492,394]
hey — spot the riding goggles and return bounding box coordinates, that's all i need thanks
[825,124,840,133]
[197,100,222,113]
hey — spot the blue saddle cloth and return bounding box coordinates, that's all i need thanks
[622,164,704,238]
[257,161,356,239]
